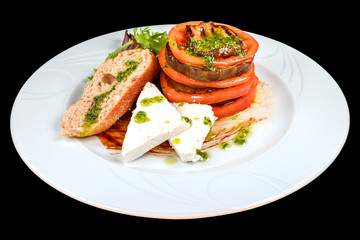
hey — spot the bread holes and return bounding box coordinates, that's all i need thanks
[97,73,117,92]
[101,73,117,85]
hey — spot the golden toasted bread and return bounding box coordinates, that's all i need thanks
[61,49,159,137]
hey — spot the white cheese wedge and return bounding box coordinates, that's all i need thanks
[121,82,190,162]
[169,103,217,162]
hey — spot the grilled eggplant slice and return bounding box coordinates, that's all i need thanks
[165,43,253,82]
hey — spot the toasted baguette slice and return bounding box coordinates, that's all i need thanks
[61,49,159,137]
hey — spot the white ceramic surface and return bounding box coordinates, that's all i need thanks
[10,24,349,219]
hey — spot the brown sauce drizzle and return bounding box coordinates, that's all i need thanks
[97,82,269,158]
[97,112,262,158]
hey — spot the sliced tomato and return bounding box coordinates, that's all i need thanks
[211,76,259,119]
[160,70,255,105]
[159,46,255,88]
[168,21,259,67]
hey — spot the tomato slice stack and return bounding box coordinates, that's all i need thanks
[159,21,259,119]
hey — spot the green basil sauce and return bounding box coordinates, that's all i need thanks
[134,111,150,123]
[184,29,247,69]
[190,31,244,54]
[117,58,142,82]
[81,57,142,135]
[140,95,165,107]
[184,47,216,69]
[233,127,250,146]
[196,149,209,161]
[181,116,192,127]
[81,85,116,135]
[172,138,181,144]
[203,116,212,127]
[219,142,231,150]
[205,130,215,140]
[164,157,178,165]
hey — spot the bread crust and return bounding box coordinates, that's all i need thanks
[61,49,159,137]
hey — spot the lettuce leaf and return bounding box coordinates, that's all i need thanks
[133,27,168,55]
[105,40,134,60]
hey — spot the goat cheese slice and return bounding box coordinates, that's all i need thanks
[121,82,190,162]
[169,102,217,162]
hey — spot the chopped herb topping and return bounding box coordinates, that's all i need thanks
[181,116,192,127]
[219,142,231,150]
[233,127,250,145]
[134,111,150,123]
[82,85,116,135]
[196,149,209,161]
[140,95,165,107]
[184,29,247,69]
[189,31,245,56]
[116,57,142,82]
[203,116,212,127]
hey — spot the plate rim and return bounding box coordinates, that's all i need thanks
[10,23,350,219]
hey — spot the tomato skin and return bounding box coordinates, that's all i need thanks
[211,76,259,119]
[168,21,259,67]
[159,46,255,88]
[160,70,255,104]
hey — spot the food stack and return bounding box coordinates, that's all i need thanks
[159,21,259,119]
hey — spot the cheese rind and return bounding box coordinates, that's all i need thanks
[169,103,216,162]
[121,82,190,162]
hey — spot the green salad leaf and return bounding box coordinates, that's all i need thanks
[133,27,168,55]
[105,40,134,60]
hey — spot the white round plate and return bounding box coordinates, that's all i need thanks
[10,24,349,219]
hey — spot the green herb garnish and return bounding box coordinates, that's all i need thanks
[133,27,168,55]
[87,68,98,81]
[203,116,213,127]
[181,116,192,127]
[105,40,134,60]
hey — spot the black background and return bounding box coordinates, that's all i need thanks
[6,2,356,236]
